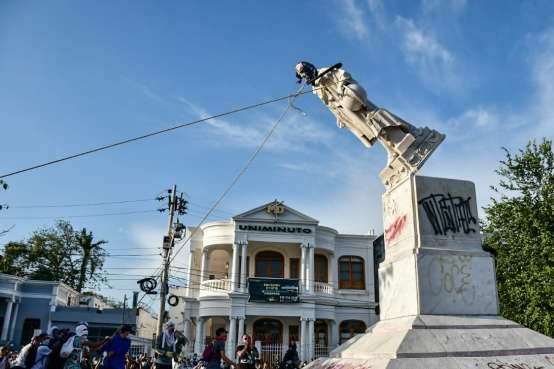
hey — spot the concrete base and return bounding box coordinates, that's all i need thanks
[307,315,554,369]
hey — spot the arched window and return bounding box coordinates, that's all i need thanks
[255,251,284,278]
[338,256,365,289]
[314,254,328,283]
[339,320,366,344]
[253,319,283,344]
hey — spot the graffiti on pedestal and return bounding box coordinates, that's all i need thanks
[428,255,476,305]
[385,214,407,244]
[418,193,477,235]
[486,359,545,369]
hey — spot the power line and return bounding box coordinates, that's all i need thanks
[8,198,156,209]
[0,209,159,219]
[0,88,317,179]
[133,84,309,309]
[168,83,306,266]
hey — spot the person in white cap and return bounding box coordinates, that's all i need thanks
[60,322,89,369]
[154,321,183,369]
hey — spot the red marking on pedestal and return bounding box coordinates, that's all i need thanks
[385,214,407,245]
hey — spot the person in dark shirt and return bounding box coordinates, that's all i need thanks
[235,335,258,369]
[206,328,235,369]
[279,344,299,369]
[101,325,133,369]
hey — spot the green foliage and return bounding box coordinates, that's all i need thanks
[483,138,554,337]
[0,220,108,291]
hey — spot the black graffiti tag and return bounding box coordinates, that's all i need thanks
[418,193,477,235]
[487,360,545,369]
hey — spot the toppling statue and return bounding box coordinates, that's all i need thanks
[295,62,445,188]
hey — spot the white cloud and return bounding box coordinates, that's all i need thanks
[177,96,336,153]
[336,0,369,41]
[531,29,554,136]
[422,0,467,14]
[300,149,384,234]
[367,0,386,30]
[395,16,461,91]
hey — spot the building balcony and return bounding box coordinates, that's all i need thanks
[199,279,232,298]
[196,278,335,299]
[313,281,334,296]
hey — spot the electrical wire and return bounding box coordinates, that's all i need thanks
[99,266,377,308]
[133,83,309,308]
[0,88,318,179]
[8,198,156,209]
[0,209,159,219]
[167,83,307,267]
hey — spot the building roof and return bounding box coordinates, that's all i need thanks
[51,306,137,326]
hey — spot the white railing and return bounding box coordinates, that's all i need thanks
[314,344,333,359]
[199,279,231,297]
[260,344,284,367]
[129,336,152,357]
[314,281,334,295]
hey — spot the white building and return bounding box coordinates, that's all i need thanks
[169,201,378,364]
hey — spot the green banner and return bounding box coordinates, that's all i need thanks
[248,277,300,303]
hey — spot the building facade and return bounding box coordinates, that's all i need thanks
[169,201,378,363]
[0,274,156,350]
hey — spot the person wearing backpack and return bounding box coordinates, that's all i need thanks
[30,335,52,369]
[60,323,90,369]
[204,328,235,369]
[12,334,46,369]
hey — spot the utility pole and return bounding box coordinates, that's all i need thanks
[156,185,178,340]
[122,294,127,325]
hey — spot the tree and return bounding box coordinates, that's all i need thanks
[0,220,108,291]
[75,228,108,292]
[483,138,554,337]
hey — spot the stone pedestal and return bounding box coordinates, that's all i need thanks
[309,175,554,369]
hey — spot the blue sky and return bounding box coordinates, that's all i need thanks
[1,0,553,303]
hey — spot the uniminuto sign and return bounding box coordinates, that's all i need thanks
[238,224,312,234]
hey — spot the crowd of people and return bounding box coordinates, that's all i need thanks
[0,321,311,369]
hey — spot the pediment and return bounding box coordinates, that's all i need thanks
[233,200,319,225]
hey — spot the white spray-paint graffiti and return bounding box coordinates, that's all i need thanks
[428,255,476,305]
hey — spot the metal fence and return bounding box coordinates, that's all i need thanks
[129,336,153,357]
[314,344,332,359]
[260,343,284,367]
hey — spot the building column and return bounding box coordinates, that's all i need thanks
[240,242,248,292]
[231,243,240,292]
[1,299,13,341]
[299,317,307,361]
[330,253,337,292]
[300,244,307,292]
[186,251,194,297]
[329,320,338,350]
[282,323,289,354]
[227,316,237,358]
[9,301,19,341]
[308,318,315,361]
[305,243,314,293]
[194,318,205,354]
[183,318,192,352]
[200,250,208,283]
[237,317,245,346]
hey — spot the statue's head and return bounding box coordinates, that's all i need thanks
[295,61,318,84]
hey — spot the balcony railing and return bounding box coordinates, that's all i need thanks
[314,281,334,295]
[197,278,334,298]
[199,278,231,297]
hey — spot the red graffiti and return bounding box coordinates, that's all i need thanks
[385,214,407,244]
